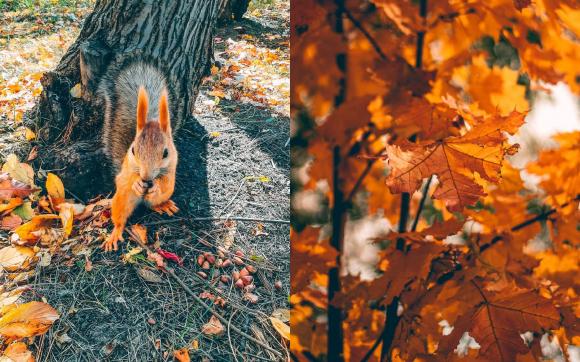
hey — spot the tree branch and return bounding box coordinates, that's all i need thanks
[411,176,433,232]
[380,0,428,360]
[328,1,347,359]
[344,8,387,60]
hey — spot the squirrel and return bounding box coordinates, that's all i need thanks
[98,63,179,251]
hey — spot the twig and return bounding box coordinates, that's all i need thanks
[410,176,433,232]
[328,145,346,361]
[381,1,428,360]
[344,8,387,60]
[221,179,245,217]
[128,229,284,359]
[190,216,289,224]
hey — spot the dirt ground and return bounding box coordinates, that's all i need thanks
[1,1,289,361]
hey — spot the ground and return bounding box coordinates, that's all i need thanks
[0,1,289,361]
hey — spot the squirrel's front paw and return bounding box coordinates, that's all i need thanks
[151,200,179,216]
[102,226,124,251]
[132,180,148,196]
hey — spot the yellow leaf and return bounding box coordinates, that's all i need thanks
[69,83,82,98]
[0,301,59,339]
[210,131,221,138]
[14,214,59,242]
[210,65,219,75]
[46,173,65,206]
[2,155,34,186]
[122,247,143,264]
[24,128,36,141]
[0,198,23,214]
[270,316,290,340]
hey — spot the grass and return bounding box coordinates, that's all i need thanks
[0,0,92,12]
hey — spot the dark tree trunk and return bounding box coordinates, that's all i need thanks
[218,0,250,23]
[33,0,223,200]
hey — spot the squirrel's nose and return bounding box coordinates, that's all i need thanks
[142,179,154,188]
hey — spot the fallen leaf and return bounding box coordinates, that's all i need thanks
[2,341,34,362]
[173,348,190,362]
[156,248,183,266]
[147,251,165,268]
[0,173,36,201]
[130,224,147,244]
[24,128,36,141]
[0,301,59,339]
[14,214,59,243]
[201,315,224,336]
[272,308,290,323]
[58,203,74,237]
[0,198,23,215]
[270,316,290,340]
[122,247,143,264]
[46,173,65,206]
[0,246,37,272]
[136,267,163,283]
[11,202,34,221]
[2,155,34,187]
[69,83,81,98]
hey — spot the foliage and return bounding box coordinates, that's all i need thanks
[291,0,579,361]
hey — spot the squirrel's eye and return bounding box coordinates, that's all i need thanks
[163,148,168,158]
[131,146,135,156]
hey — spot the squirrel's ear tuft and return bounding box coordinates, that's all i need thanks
[159,88,170,133]
[137,86,148,131]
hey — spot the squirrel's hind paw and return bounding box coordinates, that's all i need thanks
[152,200,179,216]
[102,227,124,251]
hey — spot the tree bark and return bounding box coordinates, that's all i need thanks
[32,0,223,200]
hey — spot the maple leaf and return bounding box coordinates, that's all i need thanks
[386,111,525,211]
[438,283,561,362]
[0,301,59,339]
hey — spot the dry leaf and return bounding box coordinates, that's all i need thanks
[0,246,36,272]
[173,348,190,362]
[136,267,163,283]
[270,316,290,340]
[2,341,34,362]
[130,224,147,244]
[0,301,59,339]
[46,173,65,206]
[201,315,224,336]
[14,214,59,243]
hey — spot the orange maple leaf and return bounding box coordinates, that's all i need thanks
[386,111,525,211]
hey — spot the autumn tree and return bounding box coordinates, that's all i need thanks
[31,0,224,199]
[291,0,579,361]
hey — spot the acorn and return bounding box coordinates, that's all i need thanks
[220,275,231,283]
[246,265,256,274]
[274,280,282,290]
[217,250,226,259]
[244,284,256,293]
[232,270,240,281]
[235,279,245,289]
[241,275,253,286]
[206,254,216,264]
[215,259,224,268]
[222,259,233,268]
[202,261,210,270]
[197,271,208,279]
[235,250,244,257]
[233,256,244,266]
[240,267,250,277]
[197,254,205,266]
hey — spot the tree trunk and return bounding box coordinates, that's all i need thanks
[218,0,250,23]
[33,0,222,200]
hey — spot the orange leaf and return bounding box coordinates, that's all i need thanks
[173,348,190,362]
[2,341,34,362]
[386,111,525,211]
[14,214,60,242]
[0,301,59,339]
